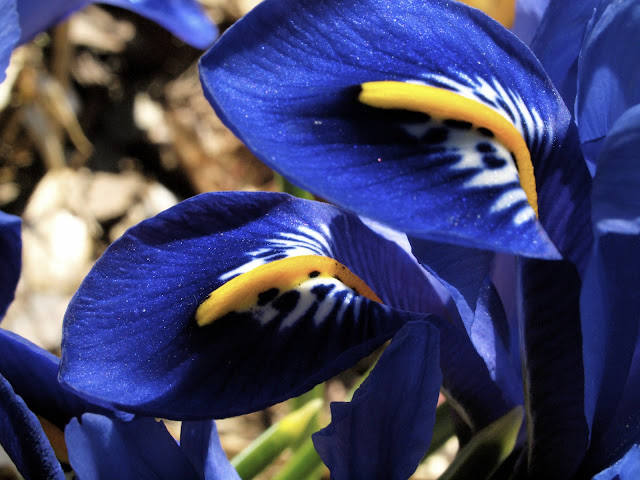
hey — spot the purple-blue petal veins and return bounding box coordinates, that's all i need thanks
[0,211,21,320]
[60,192,443,419]
[312,321,442,480]
[200,0,590,261]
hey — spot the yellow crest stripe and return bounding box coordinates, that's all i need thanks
[358,81,538,216]
[196,255,382,326]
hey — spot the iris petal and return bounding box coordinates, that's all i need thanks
[580,104,640,462]
[16,0,216,49]
[200,0,588,259]
[0,329,118,429]
[0,211,21,320]
[60,192,442,419]
[0,0,19,83]
[312,321,442,480]
[591,445,640,480]
[66,414,200,479]
[512,0,549,45]
[519,258,588,478]
[180,421,240,480]
[530,0,599,111]
[0,374,65,480]
[575,0,640,170]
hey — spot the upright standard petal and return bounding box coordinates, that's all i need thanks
[0,374,65,480]
[513,0,550,45]
[16,0,216,49]
[313,321,442,480]
[580,104,640,458]
[530,0,599,112]
[201,0,591,262]
[60,192,442,419]
[0,0,19,83]
[0,211,21,320]
[575,0,640,170]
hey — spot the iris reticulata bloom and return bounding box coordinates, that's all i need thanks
[59,0,640,478]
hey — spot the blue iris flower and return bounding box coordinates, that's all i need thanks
[0,0,217,82]
[196,0,638,477]
[58,0,640,479]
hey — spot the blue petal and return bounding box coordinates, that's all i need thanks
[580,104,640,465]
[101,0,217,49]
[513,0,550,45]
[530,0,599,111]
[16,0,216,49]
[65,414,200,479]
[312,321,442,480]
[180,421,240,480]
[0,0,19,83]
[0,329,118,429]
[60,192,442,419]
[519,258,589,478]
[200,0,589,260]
[0,374,65,480]
[410,241,523,409]
[0,211,21,320]
[575,0,640,169]
[592,445,640,480]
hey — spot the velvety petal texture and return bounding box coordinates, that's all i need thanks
[313,321,442,480]
[0,374,65,480]
[575,0,640,170]
[60,192,442,419]
[16,0,216,49]
[66,414,200,479]
[0,211,21,320]
[0,0,19,83]
[201,0,591,262]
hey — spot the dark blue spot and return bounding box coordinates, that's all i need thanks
[477,127,494,137]
[444,119,473,130]
[483,155,507,169]
[311,284,336,301]
[474,92,497,108]
[257,288,279,306]
[476,142,495,153]
[421,127,448,144]
[272,290,300,314]
[309,271,320,278]
[268,253,288,261]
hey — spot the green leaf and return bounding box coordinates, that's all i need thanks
[438,406,523,480]
[424,402,456,458]
[231,399,323,479]
[271,437,325,480]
